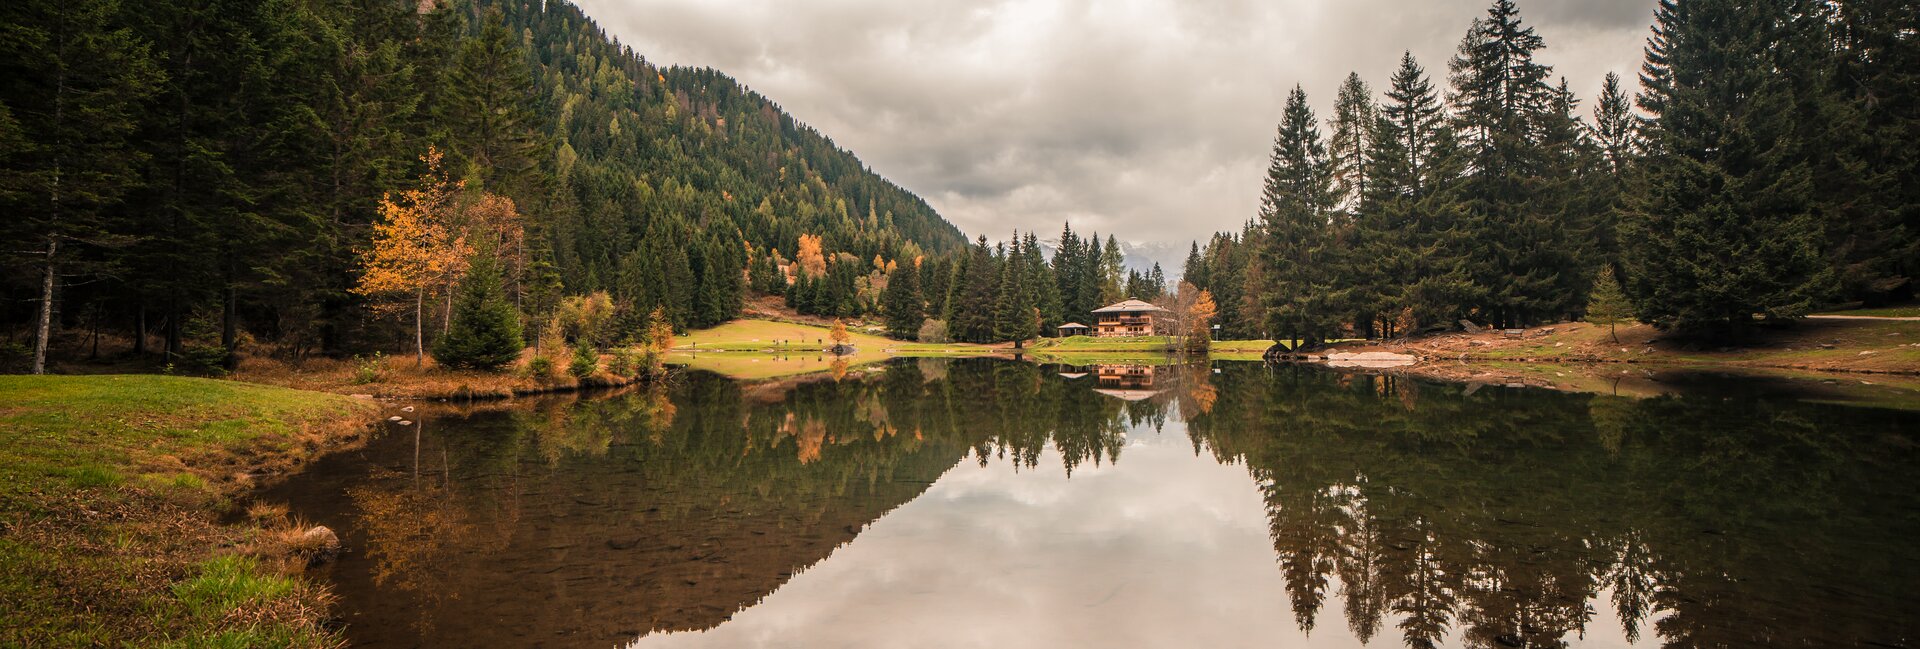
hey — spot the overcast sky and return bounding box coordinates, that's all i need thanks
[575,0,1657,250]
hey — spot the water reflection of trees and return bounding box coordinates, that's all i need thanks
[1185,364,1920,649]
[331,359,1196,643]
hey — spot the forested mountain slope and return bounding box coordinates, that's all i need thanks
[0,0,964,365]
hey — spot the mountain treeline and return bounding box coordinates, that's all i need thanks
[1187,0,1918,343]
[851,225,1167,344]
[0,0,964,372]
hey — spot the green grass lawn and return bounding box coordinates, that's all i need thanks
[0,374,376,648]
[0,375,371,498]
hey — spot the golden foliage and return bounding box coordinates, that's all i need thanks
[354,147,467,308]
[795,233,827,278]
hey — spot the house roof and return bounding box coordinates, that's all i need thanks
[1091,299,1170,314]
[1057,322,1089,329]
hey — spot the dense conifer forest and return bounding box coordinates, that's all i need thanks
[1187,0,1917,344]
[1,0,963,371]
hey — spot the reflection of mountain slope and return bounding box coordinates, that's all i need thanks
[265,382,977,646]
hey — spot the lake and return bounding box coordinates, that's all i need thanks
[264,358,1920,648]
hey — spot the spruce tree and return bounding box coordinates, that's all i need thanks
[1584,266,1633,343]
[1448,0,1565,327]
[1024,231,1063,329]
[444,10,544,198]
[433,251,524,371]
[1365,53,1475,330]
[1329,72,1377,214]
[1257,86,1344,347]
[992,238,1037,345]
[1624,0,1832,337]
[881,259,924,339]
[951,236,998,342]
[1099,235,1126,304]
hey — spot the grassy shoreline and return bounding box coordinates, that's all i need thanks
[1,375,383,648]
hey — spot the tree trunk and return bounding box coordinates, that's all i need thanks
[134,305,147,355]
[222,280,237,368]
[31,237,57,375]
[415,288,426,366]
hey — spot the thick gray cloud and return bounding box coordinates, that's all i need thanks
[576,0,1656,252]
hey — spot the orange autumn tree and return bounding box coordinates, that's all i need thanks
[355,148,470,365]
[829,319,851,349]
[795,233,827,278]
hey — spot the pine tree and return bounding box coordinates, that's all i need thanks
[1824,0,1919,305]
[1329,72,1377,213]
[951,236,998,342]
[1448,0,1564,328]
[992,238,1037,345]
[433,248,524,370]
[1584,265,1633,343]
[1099,235,1126,304]
[444,10,544,198]
[881,257,923,338]
[1023,231,1062,329]
[1624,0,1832,337]
[1257,86,1344,348]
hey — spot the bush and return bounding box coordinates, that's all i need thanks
[917,318,950,344]
[351,352,384,385]
[526,355,554,379]
[607,347,638,378]
[179,344,231,376]
[568,342,598,378]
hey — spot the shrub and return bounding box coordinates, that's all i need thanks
[351,352,384,385]
[526,355,554,379]
[179,344,231,376]
[917,318,950,344]
[568,342,598,378]
[607,347,638,378]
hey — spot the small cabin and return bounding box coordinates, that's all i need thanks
[1090,299,1170,337]
[1056,322,1091,337]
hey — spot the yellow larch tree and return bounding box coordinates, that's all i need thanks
[795,233,827,278]
[355,148,469,365]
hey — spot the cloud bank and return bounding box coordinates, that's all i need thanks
[577,0,1656,248]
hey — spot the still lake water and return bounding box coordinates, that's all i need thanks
[265,359,1920,648]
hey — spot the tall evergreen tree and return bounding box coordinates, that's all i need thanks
[1624,0,1832,336]
[951,236,998,342]
[1448,0,1568,327]
[1329,72,1377,214]
[881,258,923,338]
[1257,86,1344,347]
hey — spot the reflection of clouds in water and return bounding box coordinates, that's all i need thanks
[623,407,1654,649]
[628,419,1356,649]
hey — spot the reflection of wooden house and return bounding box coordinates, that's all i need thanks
[1091,299,1170,337]
[1056,322,1091,337]
[1092,364,1165,401]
